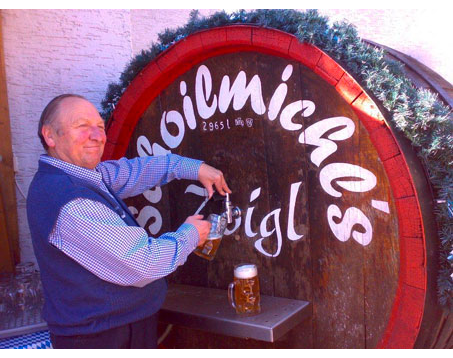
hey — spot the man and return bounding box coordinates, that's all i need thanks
[27,94,231,349]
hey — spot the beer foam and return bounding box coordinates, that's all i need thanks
[234,264,257,279]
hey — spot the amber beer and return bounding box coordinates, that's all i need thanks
[194,214,227,260]
[194,237,222,260]
[228,264,261,315]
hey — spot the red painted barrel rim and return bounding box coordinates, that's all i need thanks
[103,25,426,349]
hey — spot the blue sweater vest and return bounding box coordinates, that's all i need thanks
[26,161,167,336]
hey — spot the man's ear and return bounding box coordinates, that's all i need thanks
[42,125,56,148]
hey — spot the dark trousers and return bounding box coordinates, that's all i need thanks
[50,312,158,349]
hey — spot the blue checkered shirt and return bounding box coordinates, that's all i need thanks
[40,154,203,288]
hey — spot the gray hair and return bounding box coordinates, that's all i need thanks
[38,94,86,150]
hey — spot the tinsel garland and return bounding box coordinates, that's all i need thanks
[101,9,453,309]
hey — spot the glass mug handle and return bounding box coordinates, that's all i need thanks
[228,282,236,309]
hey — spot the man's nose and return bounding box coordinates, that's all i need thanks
[90,126,106,141]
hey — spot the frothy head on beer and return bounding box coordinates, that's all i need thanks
[234,264,258,279]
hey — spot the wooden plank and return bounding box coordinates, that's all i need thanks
[358,121,400,348]
[258,55,312,349]
[432,312,453,348]
[0,174,14,272]
[364,39,453,109]
[193,53,272,300]
[0,10,19,271]
[155,69,209,288]
[304,69,366,349]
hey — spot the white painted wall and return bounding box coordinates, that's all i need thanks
[1,9,450,263]
[320,9,452,84]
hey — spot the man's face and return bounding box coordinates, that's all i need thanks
[43,97,106,169]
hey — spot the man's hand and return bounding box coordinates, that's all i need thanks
[185,215,211,247]
[198,163,232,199]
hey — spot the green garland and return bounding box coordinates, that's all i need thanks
[101,9,453,309]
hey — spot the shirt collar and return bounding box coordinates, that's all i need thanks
[39,154,103,188]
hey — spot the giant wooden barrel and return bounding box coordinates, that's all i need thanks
[102,25,445,348]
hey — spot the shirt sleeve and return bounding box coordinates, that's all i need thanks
[97,154,203,199]
[48,197,200,288]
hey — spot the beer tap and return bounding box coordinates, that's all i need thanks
[194,193,242,261]
[223,193,241,224]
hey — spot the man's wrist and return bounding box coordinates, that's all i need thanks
[177,222,200,250]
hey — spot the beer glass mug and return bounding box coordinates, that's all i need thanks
[15,261,35,275]
[194,213,227,261]
[14,273,37,311]
[228,264,261,315]
[0,273,14,314]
